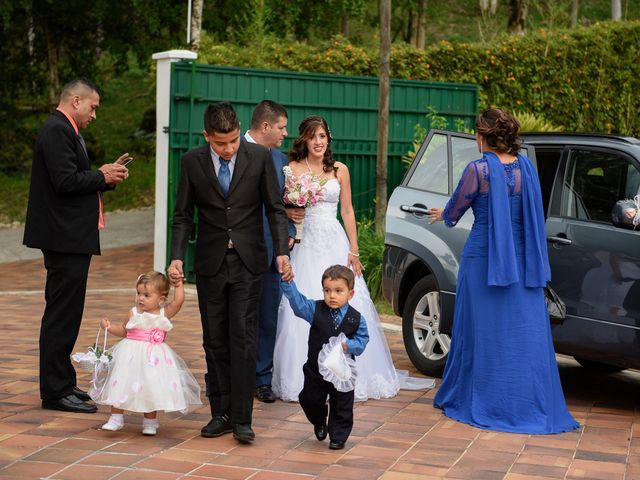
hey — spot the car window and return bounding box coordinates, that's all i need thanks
[561,149,638,223]
[407,133,448,193]
[451,136,479,189]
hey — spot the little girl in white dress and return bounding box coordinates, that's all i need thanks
[90,271,201,435]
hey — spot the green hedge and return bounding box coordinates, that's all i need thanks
[199,21,640,136]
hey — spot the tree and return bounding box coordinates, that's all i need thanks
[612,0,621,20]
[508,0,529,35]
[408,0,427,50]
[571,0,579,27]
[480,0,498,15]
[375,0,390,233]
[191,0,204,51]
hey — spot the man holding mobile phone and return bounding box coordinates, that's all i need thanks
[23,78,130,414]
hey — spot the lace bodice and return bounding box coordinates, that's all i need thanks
[444,158,522,227]
[305,178,340,222]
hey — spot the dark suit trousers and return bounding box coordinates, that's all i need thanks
[40,250,92,400]
[196,249,263,424]
[299,363,354,443]
[255,258,283,387]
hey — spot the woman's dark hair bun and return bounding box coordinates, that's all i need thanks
[476,108,521,154]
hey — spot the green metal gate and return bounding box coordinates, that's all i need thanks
[166,62,478,276]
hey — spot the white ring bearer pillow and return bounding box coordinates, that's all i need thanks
[318,333,358,392]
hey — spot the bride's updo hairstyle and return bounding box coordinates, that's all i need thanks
[476,108,522,154]
[288,115,338,175]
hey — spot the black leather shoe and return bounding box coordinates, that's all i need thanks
[72,386,91,401]
[255,385,276,403]
[42,394,97,413]
[329,440,345,450]
[201,415,233,438]
[233,423,255,443]
[314,421,328,441]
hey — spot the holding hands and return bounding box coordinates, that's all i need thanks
[277,255,294,282]
[167,260,186,287]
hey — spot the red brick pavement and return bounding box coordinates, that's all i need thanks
[0,244,639,479]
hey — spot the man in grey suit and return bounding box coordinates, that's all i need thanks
[168,102,292,444]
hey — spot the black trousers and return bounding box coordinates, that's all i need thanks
[196,249,263,424]
[299,363,354,442]
[40,250,92,400]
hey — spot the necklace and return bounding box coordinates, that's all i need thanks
[305,158,325,178]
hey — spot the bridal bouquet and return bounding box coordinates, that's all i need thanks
[283,166,327,243]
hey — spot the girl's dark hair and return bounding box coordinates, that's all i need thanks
[476,108,521,154]
[288,115,337,175]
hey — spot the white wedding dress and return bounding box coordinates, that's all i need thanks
[272,178,434,402]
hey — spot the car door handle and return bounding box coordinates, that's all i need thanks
[547,236,572,246]
[400,204,429,215]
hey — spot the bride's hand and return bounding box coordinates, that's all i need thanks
[349,253,363,277]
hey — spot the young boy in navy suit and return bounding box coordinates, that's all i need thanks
[281,265,369,450]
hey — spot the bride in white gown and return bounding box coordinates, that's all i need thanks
[272,116,434,402]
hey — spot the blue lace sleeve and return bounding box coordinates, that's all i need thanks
[443,162,480,227]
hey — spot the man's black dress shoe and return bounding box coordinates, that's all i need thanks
[201,415,233,438]
[314,421,328,441]
[233,423,255,443]
[72,386,91,401]
[255,385,276,403]
[42,394,97,413]
[329,440,345,450]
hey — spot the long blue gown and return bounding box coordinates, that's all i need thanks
[433,153,579,434]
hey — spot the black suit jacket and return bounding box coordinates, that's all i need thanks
[171,140,289,276]
[23,110,110,255]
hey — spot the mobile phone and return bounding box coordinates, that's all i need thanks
[122,157,134,167]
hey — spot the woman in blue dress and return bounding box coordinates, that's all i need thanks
[427,108,579,434]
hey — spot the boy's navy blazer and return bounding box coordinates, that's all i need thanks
[171,139,289,276]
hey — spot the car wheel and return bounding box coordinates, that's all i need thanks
[402,275,450,378]
[573,357,625,373]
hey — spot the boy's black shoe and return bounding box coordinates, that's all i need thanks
[255,385,276,403]
[329,440,345,450]
[201,415,232,437]
[314,422,328,441]
[233,423,255,443]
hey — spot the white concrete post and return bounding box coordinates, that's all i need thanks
[152,49,198,273]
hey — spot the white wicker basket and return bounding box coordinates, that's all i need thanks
[72,328,110,372]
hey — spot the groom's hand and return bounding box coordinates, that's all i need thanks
[276,255,294,282]
[168,259,185,286]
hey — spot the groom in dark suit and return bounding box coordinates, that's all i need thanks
[168,102,292,444]
[23,78,129,413]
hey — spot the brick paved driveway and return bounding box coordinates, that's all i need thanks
[0,244,638,479]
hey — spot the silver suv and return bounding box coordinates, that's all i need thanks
[383,129,640,377]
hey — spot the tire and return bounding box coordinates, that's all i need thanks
[402,275,450,378]
[574,357,625,373]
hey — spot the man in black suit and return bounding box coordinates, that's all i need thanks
[23,78,129,413]
[168,102,292,444]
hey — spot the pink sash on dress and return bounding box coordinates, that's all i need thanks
[126,328,168,364]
